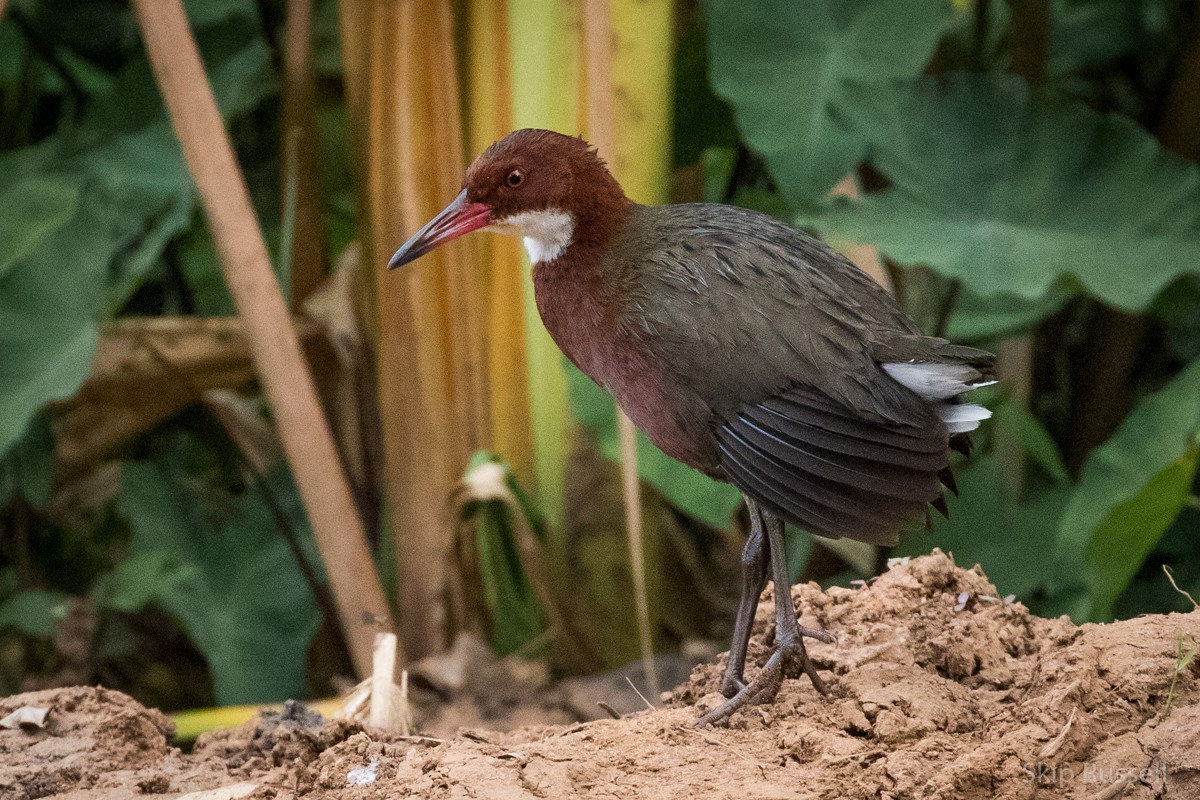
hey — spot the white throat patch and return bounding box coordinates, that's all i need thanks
[494,209,574,263]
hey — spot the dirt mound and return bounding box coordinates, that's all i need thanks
[0,686,178,799]
[2,553,1197,799]
[191,700,364,777]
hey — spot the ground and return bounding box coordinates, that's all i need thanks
[2,552,1197,800]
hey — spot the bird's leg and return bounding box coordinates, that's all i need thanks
[717,501,769,698]
[698,505,833,727]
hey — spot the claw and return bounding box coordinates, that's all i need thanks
[698,639,825,727]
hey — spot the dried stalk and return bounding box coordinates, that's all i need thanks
[362,0,492,660]
[464,0,536,487]
[282,0,326,306]
[131,0,393,678]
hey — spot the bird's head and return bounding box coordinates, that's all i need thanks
[388,129,628,270]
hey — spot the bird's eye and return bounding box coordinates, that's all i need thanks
[506,169,525,188]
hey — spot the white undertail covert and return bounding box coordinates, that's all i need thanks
[882,361,995,434]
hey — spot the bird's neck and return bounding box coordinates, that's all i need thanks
[531,197,636,375]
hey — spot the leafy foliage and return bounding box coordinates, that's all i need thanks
[118,436,322,705]
[0,587,70,637]
[1052,358,1200,619]
[704,0,1200,620]
[806,74,1200,311]
[458,452,546,657]
[0,3,276,458]
[0,0,318,707]
[704,0,958,203]
[895,456,1071,598]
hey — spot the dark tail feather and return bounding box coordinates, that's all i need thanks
[938,466,959,497]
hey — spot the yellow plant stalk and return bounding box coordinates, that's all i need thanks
[583,0,673,700]
[506,0,583,528]
[358,0,491,660]
[606,0,673,207]
[465,0,536,487]
[171,698,344,742]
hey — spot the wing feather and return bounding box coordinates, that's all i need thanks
[717,386,948,542]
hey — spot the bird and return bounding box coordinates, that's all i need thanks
[389,128,995,725]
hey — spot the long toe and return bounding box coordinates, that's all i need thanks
[697,640,827,727]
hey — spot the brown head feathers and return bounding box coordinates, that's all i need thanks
[463,129,629,231]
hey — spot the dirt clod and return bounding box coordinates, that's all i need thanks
[3,553,1197,799]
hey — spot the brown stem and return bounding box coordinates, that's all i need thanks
[282,0,326,306]
[994,0,1049,498]
[932,279,960,339]
[131,0,395,679]
[1154,10,1200,161]
[1065,305,1145,474]
[1064,7,1200,470]
[1008,0,1049,85]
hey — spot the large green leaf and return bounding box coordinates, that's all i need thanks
[947,281,1076,341]
[1047,0,1147,81]
[1153,276,1200,363]
[805,74,1200,310]
[1083,449,1199,619]
[119,452,321,705]
[704,0,957,203]
[1053,357,1200,619]
[91,551,198,615]
[0,18,277,459]
[0,179,79,281]
[0,192,108,457]
[0,590,71,637]
[991,402,1071,486]
[894,456,1071,598]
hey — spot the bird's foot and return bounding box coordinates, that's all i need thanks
[700,635,829,727]
[717,622,834,698]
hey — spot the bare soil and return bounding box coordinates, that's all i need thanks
[3,552,1198,799]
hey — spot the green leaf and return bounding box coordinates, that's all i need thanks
[992,402,1070,485]
[1152,276,1200,363]
[701,147,736,203]
[1054,357,1200,619]
[1082,449,1199,619]
[0,18,278,458]
[185,0,259,28]
[0,590,70,637]
[1047,0,1145,81]
[705,0,958,202]
[569,366,742,530]
[895,456,1071,598]
[947,281,1076,341]
[805,74,1200,310]
[92,551,197,614]
[475,505,545,655]
[1,411,57,509]
[0,179,79,281]
[119,454,321,704]
[0,190,108,459]
[673,19,737,167]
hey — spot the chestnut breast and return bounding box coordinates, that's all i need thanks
[531,245,719,474]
